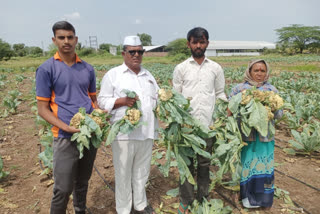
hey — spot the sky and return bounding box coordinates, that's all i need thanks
[0,0,319,50]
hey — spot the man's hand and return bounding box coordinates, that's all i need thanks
[113,96,139,109]
[120,96,138,107]
[66,126,80,134]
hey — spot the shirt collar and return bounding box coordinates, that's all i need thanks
[189,56,209,66]
[121,63,146,76]
[54,51,82,63]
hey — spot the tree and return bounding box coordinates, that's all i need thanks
[275,24,320,54]
[99,43,112,52]
[48,43,58,56]
[76,42,83,51]
[0,39,14,61]
[137,33,152,46]
[26,46,43,56]
[165,38,190,56]
[13,43,27,57]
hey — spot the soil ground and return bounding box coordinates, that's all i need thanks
[0,68,319,214]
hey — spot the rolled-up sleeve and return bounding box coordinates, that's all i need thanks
[215,67,227,101]
[172,65,183,93]
[97,74,117,112]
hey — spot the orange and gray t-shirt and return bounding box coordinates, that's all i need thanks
[36,52,96,138]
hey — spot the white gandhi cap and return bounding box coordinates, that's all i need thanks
[123,35,142,46]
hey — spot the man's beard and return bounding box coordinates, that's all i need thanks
[191,48,206,58]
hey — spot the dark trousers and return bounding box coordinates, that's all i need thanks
[179,138,214,205]
[50,138,97,214]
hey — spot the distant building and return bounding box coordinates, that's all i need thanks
[143,45,167,57]
[206,41,276,57]
[109,46,117,56]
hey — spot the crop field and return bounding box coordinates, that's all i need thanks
[0,54,320,214]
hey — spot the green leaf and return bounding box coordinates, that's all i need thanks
[79,125,91,138]
[119,121,133,134]
[248,100,268,137]
[105,120,123,146]
[228,93,242,114]
[215,143,231,157]
[176,152,195,185]
[283,148,297,155]
[166,187,179,197]
[79,107,86,116]
[121,89,137,98]
[165,102,183,124]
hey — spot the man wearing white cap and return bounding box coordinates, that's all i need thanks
[98,36,158,214]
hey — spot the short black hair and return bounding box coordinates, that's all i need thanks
[52,21,75,36]
[187,27,209,42]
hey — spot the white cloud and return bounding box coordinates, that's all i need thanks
[62,12,81,21]
[134,19,142,24]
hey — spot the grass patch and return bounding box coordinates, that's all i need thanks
[10,165,21,170]
[279,64,320,72]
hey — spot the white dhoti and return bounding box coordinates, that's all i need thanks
[112,139,153,214]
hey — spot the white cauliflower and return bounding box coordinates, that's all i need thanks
[158,88,173,101]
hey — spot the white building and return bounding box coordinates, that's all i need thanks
[205,41,276,57]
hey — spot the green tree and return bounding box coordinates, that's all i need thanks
[275,24,320,54]
[99,43,112,52]
[48,43,58,56]
[26,46,43,56]
[166,38,190,56]
[76,42,83,51]
[137,33,152,46]
[0,39,14,61]
[13,43,27,57]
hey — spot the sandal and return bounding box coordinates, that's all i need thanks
[133,205,155,214]
[178,202,189,214]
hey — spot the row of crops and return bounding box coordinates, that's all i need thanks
[0,56,319,212]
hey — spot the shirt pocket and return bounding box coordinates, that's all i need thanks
[144,79,157,109]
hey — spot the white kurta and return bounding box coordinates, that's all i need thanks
[98,63,159,140]
[173,57,227,127]
[98,63,159,214]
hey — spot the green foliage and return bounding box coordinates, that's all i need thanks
[137,33,152,46]
[210,99,244,189]
[105,90,145,146]
[78,47,96,57]
[2,90,21,115]
[145,63,175,87]
[71,108,111,159]
[275,24,320,54]
[189,198,232,214]
[47,43,58,56]
[25,46,43,57]
[38,131,54,175]
[286,122,320,155]
[76,42,83,51]
[0,39,14,61]
[99,43,112,52]
[0,155,10,179]
[166,38,190,56]
[274,186,294,206]
[155,88,214,185]
[13,43,27,57]
[171,53,188,63]
[12,43,43,57]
